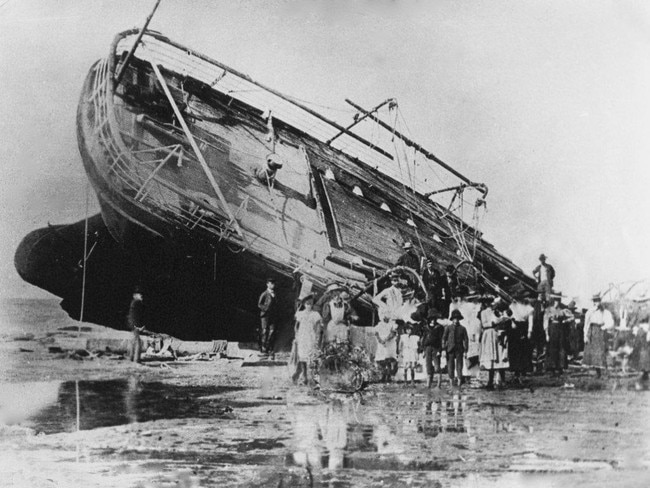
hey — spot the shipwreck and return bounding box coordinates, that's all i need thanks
[15,28,536,342]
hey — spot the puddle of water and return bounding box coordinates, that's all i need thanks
[14,379,245,434]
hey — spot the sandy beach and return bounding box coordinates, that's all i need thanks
[0,299,648,487]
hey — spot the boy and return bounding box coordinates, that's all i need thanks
[420,308,445,388]
[442,309,469,386]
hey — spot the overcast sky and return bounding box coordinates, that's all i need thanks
[1,0,649,305]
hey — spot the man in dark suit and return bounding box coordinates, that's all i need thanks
[258,278,278,354]
[442,309,469,386]
[396,241,420,273]
[532,253,555,303]
[127,285,146,363]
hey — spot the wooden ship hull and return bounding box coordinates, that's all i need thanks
[15,29,535,342]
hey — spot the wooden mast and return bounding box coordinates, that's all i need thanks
[113,0,163,88]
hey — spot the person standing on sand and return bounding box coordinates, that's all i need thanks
[420,308,445,388]
[292,294,322,385]
[127,286,145,363]
[479,304,509,389]
[258,278,278,354]
[399,322,420,386]
[543,294,573,376]
[508,294,534,383]
[442,309,469,387]
[583,294,614,378]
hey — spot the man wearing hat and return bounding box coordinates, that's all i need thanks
[258,277,278,354]
[533,254,555,303]
[127,285,146,363]
[583,294,614,377]
[396,241,421,273]
[442,309,469,386]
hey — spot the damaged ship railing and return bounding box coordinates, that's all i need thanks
[112,31,486,210]
[87,54,243,245]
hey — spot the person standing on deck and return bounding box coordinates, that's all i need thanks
[543,294,573,376]
[442,309,469,387]
[583,294,614,378]
[533,254,555,303]
[127,286,146,364]
[440,265,459,318]
[422,259,444,313]
[396,241,421,273]
[258,278,278,354]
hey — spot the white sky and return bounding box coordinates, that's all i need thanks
[1,0,649,305]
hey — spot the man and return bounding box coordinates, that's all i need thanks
[533,254,555,303]
[440,265,459,318]
[583,294,614,378]
[258,277,278,354]
[396,241,420,273]
[127,286,146,364]
[421,259,443,312]
[442,309,469,387]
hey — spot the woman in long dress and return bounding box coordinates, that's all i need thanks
[372,274,404,381]
[292,294,322,385]
[629,323,650,389]
[582,294,614,378]
[399,323,420,386]
[479,306,509,388]
[322,294,350,344]
[543,295,574,376]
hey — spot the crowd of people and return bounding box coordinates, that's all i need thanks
[258,245,650,390]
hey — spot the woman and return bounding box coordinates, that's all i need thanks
[630,323,650,389]
[544,294,574,376]
[583,294,614,378]
[479,305,509,388]
[292,294,322,385]
[323,294,350,344]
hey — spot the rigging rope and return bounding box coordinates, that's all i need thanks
[389,102,427,261]
[78,181,90,335]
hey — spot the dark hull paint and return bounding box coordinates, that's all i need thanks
[14,213,301,343]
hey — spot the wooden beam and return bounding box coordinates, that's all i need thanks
[150,62,244,239]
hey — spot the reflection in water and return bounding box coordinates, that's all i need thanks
[288,392,472,472]
[20,379,245,434]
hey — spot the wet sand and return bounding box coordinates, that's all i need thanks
[1,299,649,487]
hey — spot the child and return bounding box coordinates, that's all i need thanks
[443,309,469,387]
[374,308,399,383]
[292,294,322,385]
[399,322,421,386]
[420,309,444,388]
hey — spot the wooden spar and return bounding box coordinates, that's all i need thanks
[150,62,245,239]
[114,0,162,88]
[326,98,395,145]
[118,30,395,161]
[345,98,488,197]
[424,183,468,199]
